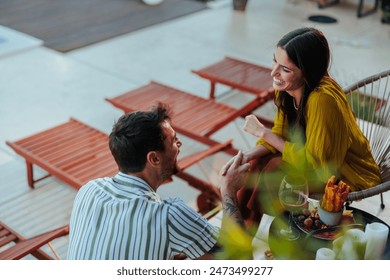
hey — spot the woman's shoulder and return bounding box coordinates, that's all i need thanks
[310,76,344,100]
[316,76,342,91]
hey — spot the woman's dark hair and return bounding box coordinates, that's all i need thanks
[275,27,330,133]
[109,102,171,173]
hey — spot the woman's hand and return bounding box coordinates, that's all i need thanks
[243,114,265,138]
[244,114,286,154]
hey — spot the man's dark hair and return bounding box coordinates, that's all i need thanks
[109,102,172,173]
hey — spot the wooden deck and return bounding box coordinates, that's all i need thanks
[0,157,74,259]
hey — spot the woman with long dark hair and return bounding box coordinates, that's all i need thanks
[221,27,381,224]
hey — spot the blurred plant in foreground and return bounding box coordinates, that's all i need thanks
[215,216,256,260]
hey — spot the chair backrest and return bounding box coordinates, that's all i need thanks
[344,69,390,183]
[308,71,390,203]
[342,70,390,202]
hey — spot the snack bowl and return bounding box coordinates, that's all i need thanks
[318,205,343,226]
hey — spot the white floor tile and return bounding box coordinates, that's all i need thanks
[0,25,42,58]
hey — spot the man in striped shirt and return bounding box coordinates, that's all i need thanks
[67,103,250,260]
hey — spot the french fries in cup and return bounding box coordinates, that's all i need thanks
[320,176,351,212]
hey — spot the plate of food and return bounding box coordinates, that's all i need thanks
[293,207,355,240]
[293,176,358,240]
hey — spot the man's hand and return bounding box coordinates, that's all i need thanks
[173,253,188,260]
[220,151,250,229]
[220,150,251,194]
[220,151,250,176]
[243,114,265,138]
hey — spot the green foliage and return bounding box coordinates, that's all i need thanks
[282,127,338,192]
[215,216,256,260]
[215,125,341,260]
[267,217,309,259]
[347,90,378,123]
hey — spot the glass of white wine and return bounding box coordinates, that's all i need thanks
[278,175,309,241]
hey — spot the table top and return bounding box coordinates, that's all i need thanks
[268,205,390,260]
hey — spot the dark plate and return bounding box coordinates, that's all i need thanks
[269,206,390,259]
[293,215,338,240]
[292,210,356,241]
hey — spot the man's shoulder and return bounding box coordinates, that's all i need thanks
[75,177,118,199]
[162,197,185,207]
[163,197,198,212]
[79,177,113,189]
[162,198,205,218]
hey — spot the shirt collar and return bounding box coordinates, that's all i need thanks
[113,172,161,202]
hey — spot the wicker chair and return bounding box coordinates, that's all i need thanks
[343,69,390,208]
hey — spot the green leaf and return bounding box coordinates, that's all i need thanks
[215,216,254,260]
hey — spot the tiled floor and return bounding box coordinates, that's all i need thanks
[0,0,389,259]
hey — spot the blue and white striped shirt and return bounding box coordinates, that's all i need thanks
[67,172,219,260]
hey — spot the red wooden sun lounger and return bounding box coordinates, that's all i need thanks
[6,119,117,190]
[192,56,275,127]
[105,81,243,155]
[6,119,232,212]
[0,221,69,260]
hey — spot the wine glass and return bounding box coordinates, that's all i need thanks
[278,175,309,241]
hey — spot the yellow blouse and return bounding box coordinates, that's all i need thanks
[257,76,381,191]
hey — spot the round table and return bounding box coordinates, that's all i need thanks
[268,206,390,260]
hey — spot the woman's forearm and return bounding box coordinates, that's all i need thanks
[243,141,274,162]
[261,129,285,153]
